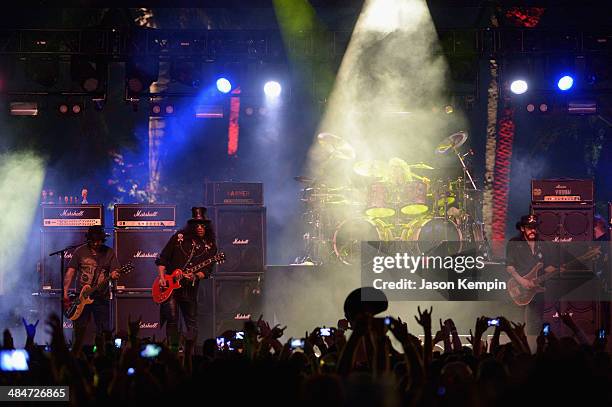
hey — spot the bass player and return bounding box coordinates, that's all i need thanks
[155,207,217,351]
[506,214,556,334]
[64,225,120,354]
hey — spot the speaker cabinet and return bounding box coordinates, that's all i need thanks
[197,273,263,338]
[544,301,601,337]
[115,292,164,340]
[40,228,101,290]
[211,206,265,273]
[33,292,97,346]
[114,229,175,290]
[532,206,594,241]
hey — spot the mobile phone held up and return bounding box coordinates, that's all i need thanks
[319,328,332,337]
[0,349,29,371]
[290,338,305,350]
[140,344,162,358]
[488,318,500,327]
[542,323,551,337]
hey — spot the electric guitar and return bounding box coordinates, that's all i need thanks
[64,263,134,320]
[507,247,601,306]
[152,252,226,304]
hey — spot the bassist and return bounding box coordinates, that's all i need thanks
[506,214,555,334]
[155,207,217,351]
[63,225,120,354]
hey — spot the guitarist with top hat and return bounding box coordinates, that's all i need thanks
[64,225,121,353]
[506,214,557,334]
[155,207,217,350]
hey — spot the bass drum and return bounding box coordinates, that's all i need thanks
[333,217,389,265]
[402,217,462,255]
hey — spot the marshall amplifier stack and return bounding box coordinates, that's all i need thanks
[531,179,601,336]
[200,182,266,338]
[113,204,176,338]
[40,204,105,291]
[39,204,105,344]
[531,179,594,242]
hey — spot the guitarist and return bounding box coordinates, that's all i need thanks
[506,214,556,334]
[155,207,217,351]
[63,225,120,353]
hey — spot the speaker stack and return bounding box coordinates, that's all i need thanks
[37,204,105,344]
[113,204,176,339]
[531,179,602,337]
[199,182,266,339]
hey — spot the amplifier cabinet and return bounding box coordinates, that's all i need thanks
[211,206,266,273]
[114,229,175,290]
[115,292,164,340]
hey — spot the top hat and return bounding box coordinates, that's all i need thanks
[188,207,211,224]
[85,225,109,241]
[515,214,540,230]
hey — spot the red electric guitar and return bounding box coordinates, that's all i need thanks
[152,252,225,304]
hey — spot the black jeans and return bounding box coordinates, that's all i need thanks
[160,290,198,346]
[525,292,545,334]
[73,298,112,352]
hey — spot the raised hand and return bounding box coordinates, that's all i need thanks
[389,317,409,344]
[475,316,489,338]
[128,315,142,339]
[2,329,14,350]
[415,306,433,330]
[22,318,39,339]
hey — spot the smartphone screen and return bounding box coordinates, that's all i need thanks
[488,318,499,327]
[216,337,225,350]
[235,331,245,340]
[319,328,331,337]
[598,328,606,339]
[114,338,122,348]
[0,349,29,371]
[542,323,550,336]
[140,344,162,358]
[291,338,304,349]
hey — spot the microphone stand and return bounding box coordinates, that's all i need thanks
[49,243,83,320]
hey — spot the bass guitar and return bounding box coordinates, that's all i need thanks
[507,247,600,306]
[64,263,134,320]
[152,252,226,304]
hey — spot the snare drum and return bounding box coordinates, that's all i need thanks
[399,181,429,216]
[365,182,395,218]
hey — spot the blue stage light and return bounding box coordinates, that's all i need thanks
[216,78,232,93]
[557,75,574,91]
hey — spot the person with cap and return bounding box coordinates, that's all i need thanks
[64,225,121,353]
[155,207,217,350]
[506,214,556,334]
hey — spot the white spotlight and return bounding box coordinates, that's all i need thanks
[264,81,282,98]
[510,80,528,95]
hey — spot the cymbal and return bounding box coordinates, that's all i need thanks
[435,131,468,154]
[408,162,435,170]
[317,132,356,160]
[353,160,389,178]
[294,176,314,183]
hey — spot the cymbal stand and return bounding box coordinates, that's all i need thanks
[453,147,491,258]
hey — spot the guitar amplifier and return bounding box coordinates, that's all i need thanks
[114,204,176,228]
[114,229,176,290]
[531,179,594,205]
[42,204,104,228]
[204,182,263,205]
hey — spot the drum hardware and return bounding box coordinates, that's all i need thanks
[317,132,356,160]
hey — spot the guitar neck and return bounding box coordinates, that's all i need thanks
[533,249,598,285]
[186,256,218,274]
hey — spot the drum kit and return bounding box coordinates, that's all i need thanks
[295,131,489,265]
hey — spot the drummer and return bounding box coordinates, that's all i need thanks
[384,157,429,185]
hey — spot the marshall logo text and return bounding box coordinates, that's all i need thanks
[61,210,85,217]
[134,210,159,217]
